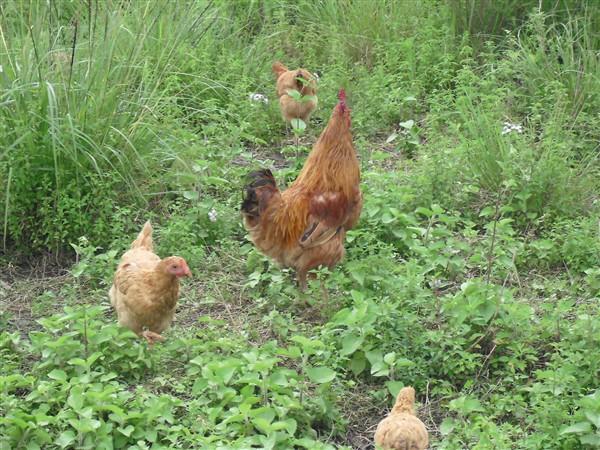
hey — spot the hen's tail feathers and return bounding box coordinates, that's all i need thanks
[391,386,416,415]
[272,61,288,78]
[241,169,278,218]
[131,221,153,251]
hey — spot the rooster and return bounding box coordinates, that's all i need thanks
[272,61,318,124]
[374,387,429,450]
[109,221,191,345]
[241,89,361,290]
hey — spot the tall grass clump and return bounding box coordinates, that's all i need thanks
[404,7,599,227]
[447,0,592,48]
[0,0,215,255]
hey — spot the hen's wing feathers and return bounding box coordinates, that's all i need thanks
[113,264,155,311]
[345,190,363,230]
[299,191,358,249]
[113,263,137,295]
[299,221,341,249]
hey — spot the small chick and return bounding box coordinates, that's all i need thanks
[374,387,429,450]
[109,221,191,345]
[272,61,318,124]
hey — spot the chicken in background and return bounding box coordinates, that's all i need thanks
[241,89,362,290]
[109,221,191,345]
[374,387,429,450]
[272,61,318,125]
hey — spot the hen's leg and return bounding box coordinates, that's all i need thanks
[320,278,329,304]
[297,269,308,291]
[141,330,165,346]
[298,270,322,292]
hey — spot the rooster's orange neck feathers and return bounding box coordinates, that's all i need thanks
[293,90,357,196]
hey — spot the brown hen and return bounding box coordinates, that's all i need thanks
[109,221,191,345]
[374,387,429,450]
[272,61,318,124]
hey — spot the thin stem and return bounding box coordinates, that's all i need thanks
[485,196,501,285]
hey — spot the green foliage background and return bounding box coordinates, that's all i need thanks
[1,0,599,448]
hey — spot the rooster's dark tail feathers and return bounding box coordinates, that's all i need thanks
[241,169,278,218]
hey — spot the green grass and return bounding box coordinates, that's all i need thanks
[1,0,600,449]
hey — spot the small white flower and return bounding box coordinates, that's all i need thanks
[0,65,3,73]
[249,93,268,104]
[208,208,218,222]
[502,121,523,135]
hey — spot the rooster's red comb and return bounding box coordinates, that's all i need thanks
[337,88,347,114]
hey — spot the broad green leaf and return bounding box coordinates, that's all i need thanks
[68,358,87,367]
[250,408,276,423]
[350,352,367,375]
[463,397,484,413]
[449,396,484,414]
[290,118,306,132]
[415,207,433,217]
[215,365,237,384]
[183,190,199,201]
[580,434,600,445]
[47,369,67,382]
[306,366,336,384]
[252,417,273,434]
[561,422,592,434]
[280,345,302,359]
[258,432,277,449]
[585,412,600,428]
[365,349,383,366]
[283,418,297,435]
[67,386,84,411]
[479,206,495,217]
[385,381,404,397]
[269,370,289,386]
[399,119,414,129]
[56,431,76,448]
[286,89,302,100]
[386,132,398,143]
[440,418,456,435]
[118,425,135,437]
[395,358,415,368]
[204,176,230,186]
[383,352,396,365]
[340,333,364,356]
[370,360,389,377]
[351,271,365,286]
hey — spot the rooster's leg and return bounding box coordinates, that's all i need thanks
[320,278,329,305]
[297,269,308,291]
